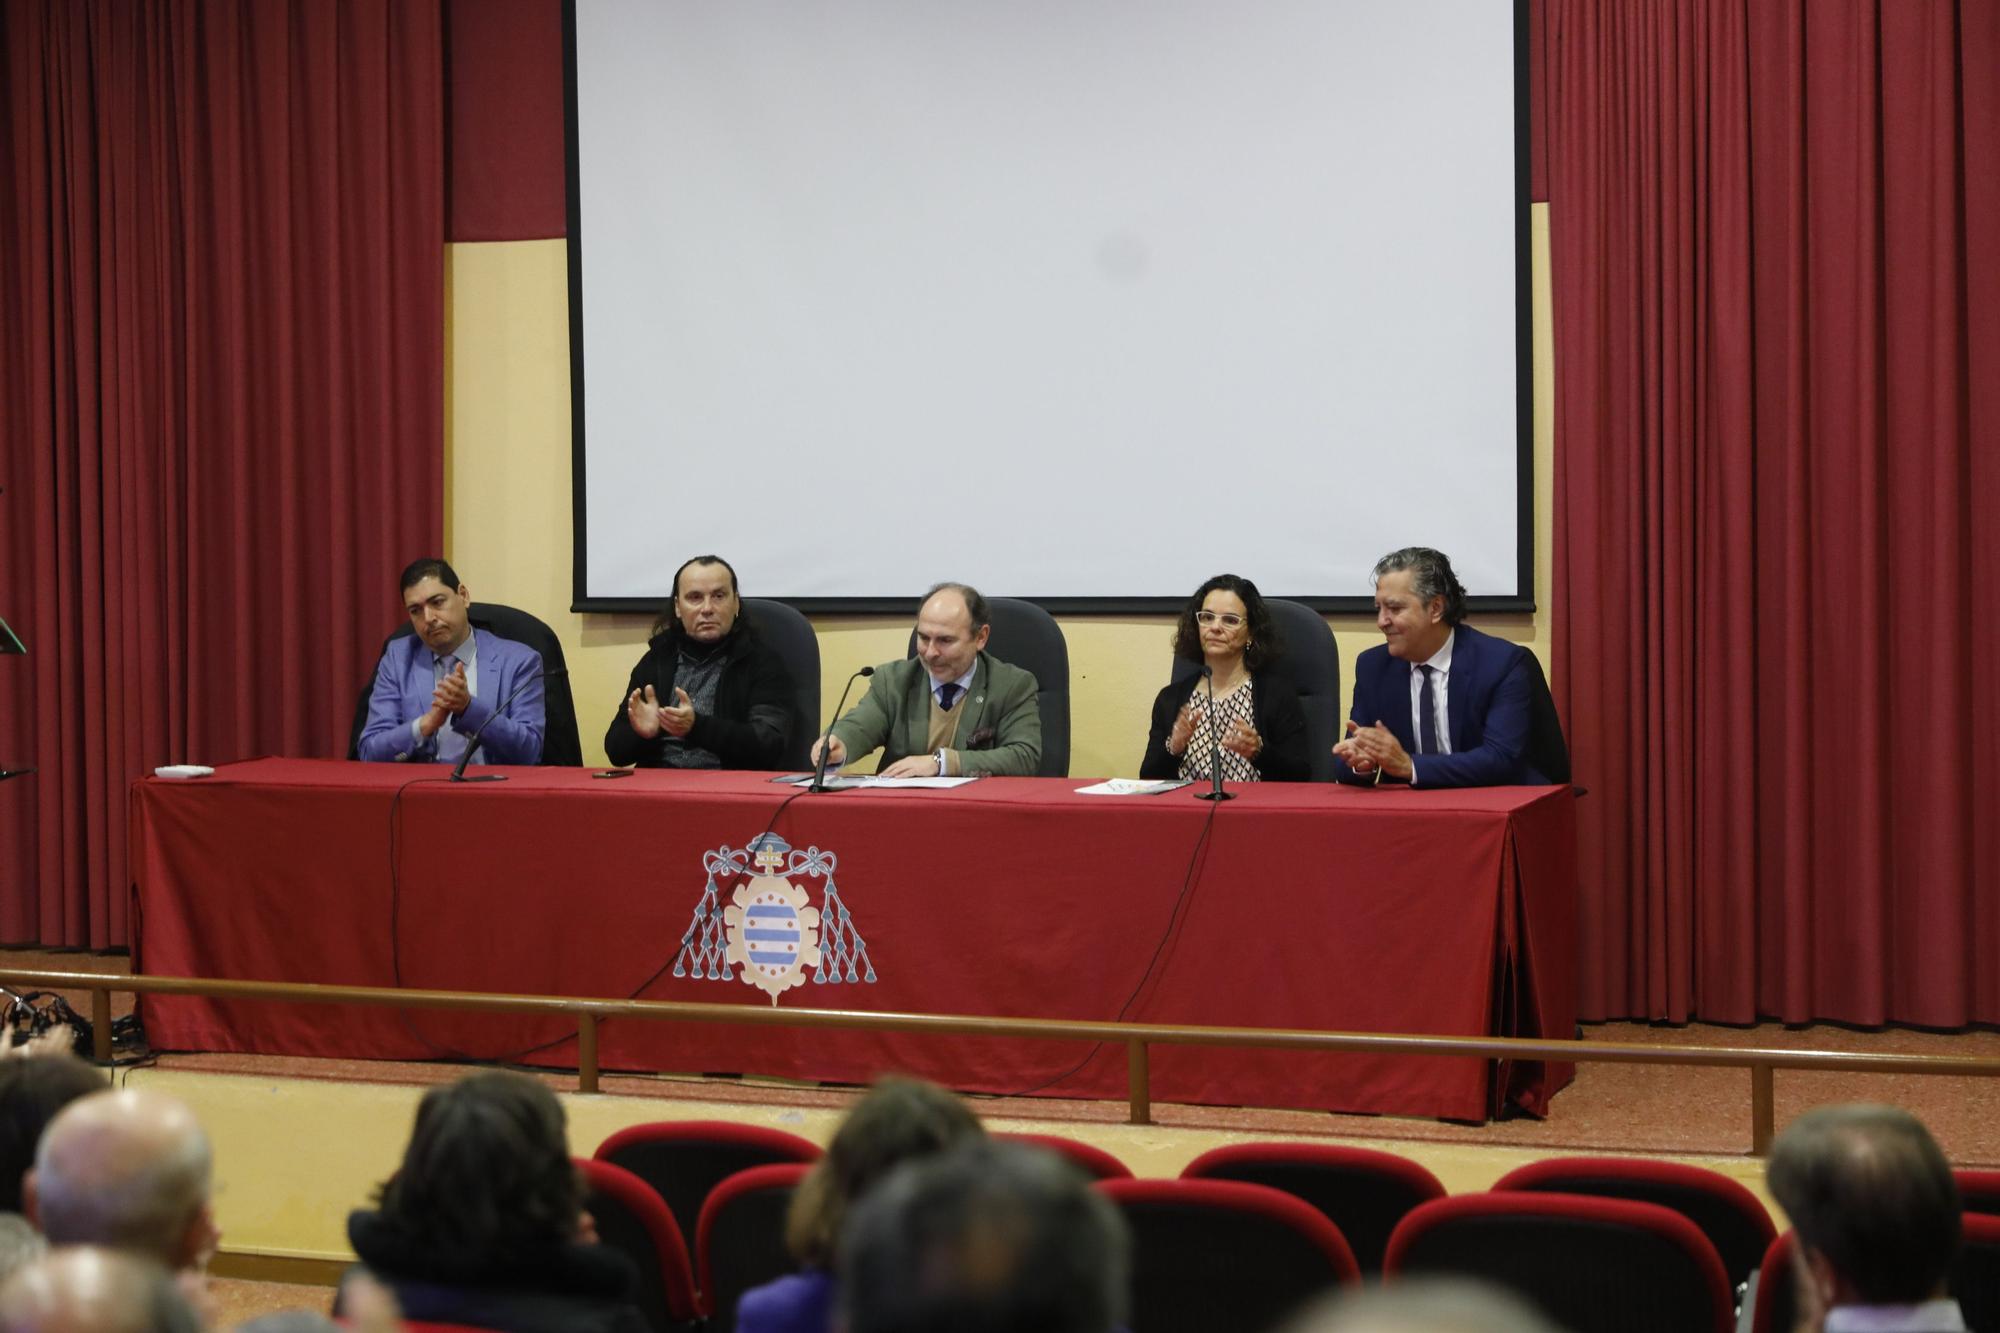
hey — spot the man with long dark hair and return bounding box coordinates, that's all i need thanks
[604,554,795,769]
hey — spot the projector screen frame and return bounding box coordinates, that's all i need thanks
[562,0,1535,618]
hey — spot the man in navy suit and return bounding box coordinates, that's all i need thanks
[1333,547,1559,788]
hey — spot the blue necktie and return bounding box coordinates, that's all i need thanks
[938,682,960,711]
[1418,665,1439,757]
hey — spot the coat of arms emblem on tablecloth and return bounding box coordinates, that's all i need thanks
[672,831,875,1006]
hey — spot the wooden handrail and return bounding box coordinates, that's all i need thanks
[9,966,1998,1154]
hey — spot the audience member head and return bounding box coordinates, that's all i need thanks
[0,1218,45,1289]
[1171,572,1281,672]
[373,1071,583,1255]
[653,555,743,642]
[1280,1279,1561,1333]
[913,583,992,686]
[0,1246,202,1333]
[786,1076,984,1268]
[0,1054,106,1213]
[1766,1102,1960,1307]
[840,1140,1128,1333]
[25,1090,215,1271]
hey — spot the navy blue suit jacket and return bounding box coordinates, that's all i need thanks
[1334,623,1555,788]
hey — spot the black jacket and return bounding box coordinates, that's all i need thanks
[343,1209,650,1333]
[603,623,794,769]
[1140,670,1310,782]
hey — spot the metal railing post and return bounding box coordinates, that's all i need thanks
[1750,1061,1775,1155]
[1127,1039,1151,1125]
[577,1013,600,1094]
[90,988,112,1063]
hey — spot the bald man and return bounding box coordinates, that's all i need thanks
[0,1246,201,1333]
[21,1091,218,1275]
[813,582,1041,778]
[1280,1280,1560,1333]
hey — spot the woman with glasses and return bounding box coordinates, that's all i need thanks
[1140,573,1309,782]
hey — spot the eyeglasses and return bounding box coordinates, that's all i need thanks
[1194,611,1245,629]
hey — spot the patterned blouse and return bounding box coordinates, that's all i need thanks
[1179,679,1261,783]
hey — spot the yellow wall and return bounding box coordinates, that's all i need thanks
[444,206,1556,775]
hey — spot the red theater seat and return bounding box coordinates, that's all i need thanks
[1098,1177,1359,1333]
[1387,1192,1733,1333]
[1181,1141,1445,1274]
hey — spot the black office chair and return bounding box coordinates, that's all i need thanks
[905,596,1070,777]
[346,601,583,766]
[1170,596,1340,782]
[741,598,819,770]
[1520,648,1572,784]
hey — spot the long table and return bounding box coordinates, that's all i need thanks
[130,759,1577,1120]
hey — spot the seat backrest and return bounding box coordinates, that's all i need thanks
[1957,1168,2000,1216]
[1518,646,1571,784]
[696,1162,813,1332]
[1170,598,1341,781]
[595,1121,823,1258]
[1747,1230,1796,1333]
[1098,1178,1359,1333]
[742,598,820,769]
[576,1156,702,1332]
[1387,1192,1734,1333]
[1494,1156,1774,1289]
[1182,1142,1445,1274]
[904,596,1070,776]
[346,601,583,766]
[994,1133,1133,1181]
[1952,1212,2000,1332]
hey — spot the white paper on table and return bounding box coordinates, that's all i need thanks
[1073,778,1193,796]
[772,773,980,789]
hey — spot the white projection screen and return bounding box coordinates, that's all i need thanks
[568,0,1529,611]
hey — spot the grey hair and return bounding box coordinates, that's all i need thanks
[921,582,990,631]
[32,1123,212,1262]
[0,1216,46,1287]
[1371,547,1468,625]
[1281,1278,1561,1333]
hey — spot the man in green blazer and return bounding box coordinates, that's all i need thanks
[812,583,1042,778]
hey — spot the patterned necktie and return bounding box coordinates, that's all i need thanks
[1418,665,1439,756]
[437,655,467,762]
[938,682,960,711]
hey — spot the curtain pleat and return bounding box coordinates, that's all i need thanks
[1548,0,2000,1024]
[1,1,443,947]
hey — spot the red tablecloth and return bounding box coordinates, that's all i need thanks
[130,759,1577,1120]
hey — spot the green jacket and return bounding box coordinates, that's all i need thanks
[830,651,1041,777]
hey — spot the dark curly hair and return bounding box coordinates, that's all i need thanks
[374,1072,582,1253]
[1170,573,1282,673]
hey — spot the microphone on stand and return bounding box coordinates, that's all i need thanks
[1192,664,1234,803]
[449,666,566,783]
[810,666,874,793]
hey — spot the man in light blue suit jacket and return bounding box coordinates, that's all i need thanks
[1333,547,1563,788]
[356,558,545,765]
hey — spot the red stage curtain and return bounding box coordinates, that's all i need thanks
[0,2,444,947]
[1546,1,2000,1024]
[446,0,565,241]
